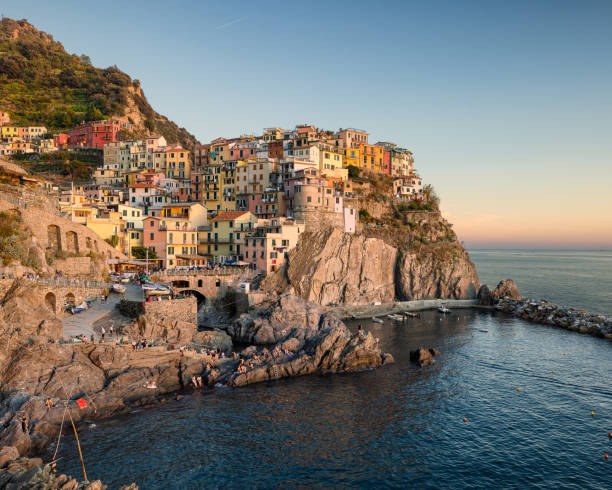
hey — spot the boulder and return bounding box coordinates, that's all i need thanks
[124,313,197,344]
[477,285,493,306]
[410,348,435,367]
[0,446,19,468]
[491,279,522,301]
[192,329,232,353]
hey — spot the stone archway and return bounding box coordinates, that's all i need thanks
[44,292,56,314]
[181,289,206,307]
[65,231,79,254]
[65,292,75,305]
[47,225,61,252]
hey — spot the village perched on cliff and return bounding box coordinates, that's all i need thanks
[1,116,427,272]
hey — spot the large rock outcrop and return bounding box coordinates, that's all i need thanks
[0,279,62,341]
[225,294,344,344]
[266,227,479,306]
[491,279,522,301]
[218,294,393,387]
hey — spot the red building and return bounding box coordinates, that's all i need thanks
[68,120,132,149]
[54,133,69,149]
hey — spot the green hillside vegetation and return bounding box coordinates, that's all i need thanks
[0,18,198,148]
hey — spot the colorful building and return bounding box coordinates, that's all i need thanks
[68,120,131,149]
[244,218,304,273]
[199,211,257,262]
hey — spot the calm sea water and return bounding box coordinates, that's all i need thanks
[470,250,612,316]
[54,311,612,489]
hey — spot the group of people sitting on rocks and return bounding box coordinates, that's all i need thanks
[191,375,204,388]
[132,338,154,350]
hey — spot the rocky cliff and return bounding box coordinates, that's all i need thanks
[265,224,479,306]
[263,171,479,305]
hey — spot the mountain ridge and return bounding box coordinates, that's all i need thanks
[0,17,199,148]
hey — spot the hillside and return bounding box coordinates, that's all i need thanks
[0,18,198,148]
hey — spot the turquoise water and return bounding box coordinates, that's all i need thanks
[470,250,612,316]
[54,311,612,489]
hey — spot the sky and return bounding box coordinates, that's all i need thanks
[3,0,611,249]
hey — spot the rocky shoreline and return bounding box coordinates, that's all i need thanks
[496,298,612,339]
[0,281,391,479]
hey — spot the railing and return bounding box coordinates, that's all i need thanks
[152,267,256,277]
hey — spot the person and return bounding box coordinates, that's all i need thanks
[101,326,106,341]
[191,376,198,388]
[109,324,114,337]
[20,414,27,433]
[197,376,203,388]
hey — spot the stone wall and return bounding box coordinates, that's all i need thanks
[144,297,197,324]
[0,195,127,276]
[53,257,92,276]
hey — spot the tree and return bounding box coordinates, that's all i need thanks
[423,184,440,208]
[84,104,103,121]
[348,165,360,179]
[80,54,92,65]
[131,246,157,260]
[105,235,120,248]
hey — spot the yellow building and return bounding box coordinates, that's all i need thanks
[165,146,191,180]
[221,165,236,211]
[343,146,361,169]
[209,138,231,164]
[1,126,19,142]
[160,203,208,228]
[84,211,126,252]
[199,210,257,262]
[202,165,223,214]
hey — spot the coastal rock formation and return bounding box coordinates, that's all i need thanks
[192,330,232,353]
[217,294,393,387]
[491,279,522,301]
[496,298,612,339]
[395,248,479,301]
[228,324,393,387]
[477,285,494,306]
[267,227,479,306]
[409,348,440,367]
[0,451,137,489]
[282,228,398,305]
[225,294,344,344]
[125,313,197,344]
[0,343,205,456]
[0,279,62,340]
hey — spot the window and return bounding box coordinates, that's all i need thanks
[150,233,154,240]
[307,196,311,203]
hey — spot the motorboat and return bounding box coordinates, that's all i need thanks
[371,317,384,324]
[112,284,127,294]
[387,314,404,322]
[438,304,451,314]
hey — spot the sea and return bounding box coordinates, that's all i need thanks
[469,249,612,316]
[54,250,612,489]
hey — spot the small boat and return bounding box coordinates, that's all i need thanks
[438,304,451,314]
[120,277,130,284]
[113,284,127,294]
[387,314,404,322]
[71,302,89,314]
[372,317,384,324]
[403,311,420,318]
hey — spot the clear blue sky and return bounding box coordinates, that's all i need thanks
[3,0,611,248]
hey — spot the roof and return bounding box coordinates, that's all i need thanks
[212,211,250,221]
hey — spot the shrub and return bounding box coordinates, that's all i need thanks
[348,165,360,178]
